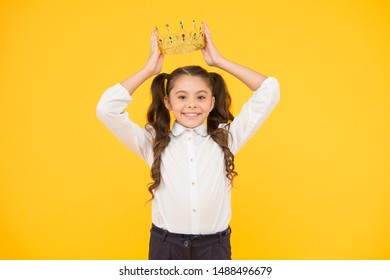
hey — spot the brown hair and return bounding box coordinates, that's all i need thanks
[146,66,237,199]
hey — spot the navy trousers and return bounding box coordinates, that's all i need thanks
[148,224,232,260]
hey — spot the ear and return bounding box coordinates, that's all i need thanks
[164,96,172,110]
[210,96,215,112]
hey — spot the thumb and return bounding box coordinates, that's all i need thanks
[158,53,164,63]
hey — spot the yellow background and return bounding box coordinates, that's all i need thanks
[1,0,389,259]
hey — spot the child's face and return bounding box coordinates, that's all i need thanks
[164,75,215,129]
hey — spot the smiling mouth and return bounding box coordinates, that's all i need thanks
[182,113,200,118]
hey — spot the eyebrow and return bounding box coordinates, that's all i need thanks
[174,90,209,95]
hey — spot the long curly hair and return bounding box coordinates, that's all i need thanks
[146,65,237,199]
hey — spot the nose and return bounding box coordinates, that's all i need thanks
[187,97,197,108]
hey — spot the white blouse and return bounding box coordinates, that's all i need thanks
[96,77,280,234]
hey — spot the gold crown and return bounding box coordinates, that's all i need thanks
[156,20,205,55]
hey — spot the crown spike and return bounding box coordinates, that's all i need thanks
[166,23,170,33]
[180,21,184,29]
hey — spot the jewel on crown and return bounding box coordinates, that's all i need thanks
[156,20,205,55]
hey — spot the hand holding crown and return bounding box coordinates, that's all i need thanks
[144,29,164,76]
[201,21,224,67]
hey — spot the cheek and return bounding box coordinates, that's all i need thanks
[203,105,213,115]
[168,99,179,109]
[171,104,184,115]
[171,102,182,111]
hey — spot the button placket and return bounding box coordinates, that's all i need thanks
[186,130,199,232]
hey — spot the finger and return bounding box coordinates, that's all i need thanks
[203,28,213,46]
[204,32,213,47]
[150,29,156,44]
[203,21,211,38]
[151,30,159,53]
[203,21,208,31]
[150,30,155,51]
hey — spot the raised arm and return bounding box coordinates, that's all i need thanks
[120,29,164,94]
[201,22,267,91]
[96,30,164,165]
[201,22,280,154]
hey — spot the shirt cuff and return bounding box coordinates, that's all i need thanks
[255,77,279,92]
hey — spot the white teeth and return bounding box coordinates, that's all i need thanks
[183,113,198,117]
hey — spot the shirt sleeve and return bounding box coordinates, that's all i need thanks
[96,83,154,166]
[228,77,280,155]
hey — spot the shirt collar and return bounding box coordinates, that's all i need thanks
[171,121,208,137]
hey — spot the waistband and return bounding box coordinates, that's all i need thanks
[151,224,231,241]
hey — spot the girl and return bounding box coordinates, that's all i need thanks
[96,22,280,260]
